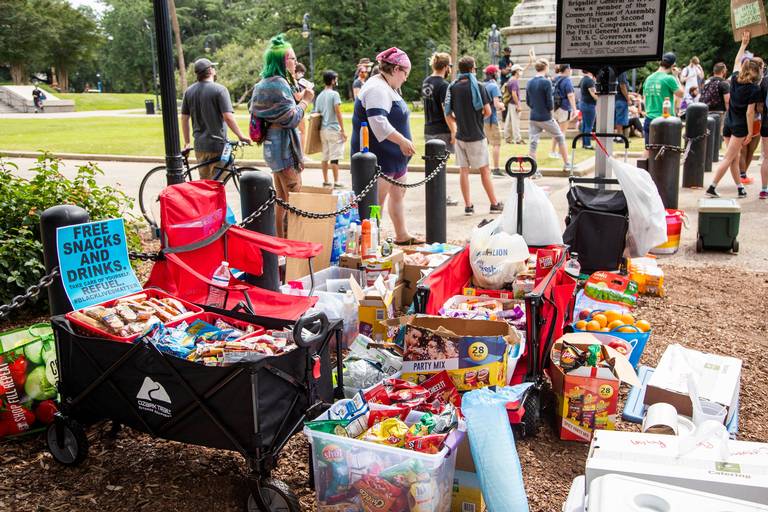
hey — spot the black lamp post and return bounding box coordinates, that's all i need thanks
[144,19,161,115]
[302,13,314,80]
[150,0,184,185]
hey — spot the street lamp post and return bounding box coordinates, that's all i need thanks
[150,0,184,185]
[302,13,314,80]
[144,19,161,113]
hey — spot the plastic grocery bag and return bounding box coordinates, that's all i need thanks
[469,219,529,289]
[501,178,563,245]
[607,157,667,257]
[463,385,531,512]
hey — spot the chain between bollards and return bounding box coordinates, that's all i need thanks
[0,267,60,320]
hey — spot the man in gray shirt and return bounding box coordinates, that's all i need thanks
[181,58,250,179]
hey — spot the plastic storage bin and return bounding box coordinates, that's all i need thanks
[696,198,740,253]
[304,406,464,512]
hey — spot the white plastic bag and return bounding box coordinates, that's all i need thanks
[501,178,563,246]
[469,219,529,289]
[608,157,667,257]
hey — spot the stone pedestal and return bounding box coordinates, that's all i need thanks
[501,0,558,74]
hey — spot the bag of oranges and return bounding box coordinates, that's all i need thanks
[571,309,651,368]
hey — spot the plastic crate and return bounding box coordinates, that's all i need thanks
[304,406,464,512]
[65,288,202,342]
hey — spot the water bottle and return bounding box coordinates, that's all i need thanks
[662,97,671,118]
[369,217,379,256]
[346,222,359,255]
[342,291,359,347]
[564,252,581,279]
[206,261,231,307]
[360,122,369,152]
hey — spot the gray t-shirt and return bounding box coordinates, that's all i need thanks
[313,89,341,130]
[181,80,233,153]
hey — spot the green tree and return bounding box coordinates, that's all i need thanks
[0,0,49,83]
[101,0,154,92]
[209,41,265,105]
[47,2,101,91]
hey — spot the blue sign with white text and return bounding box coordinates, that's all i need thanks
[56,218,142,310]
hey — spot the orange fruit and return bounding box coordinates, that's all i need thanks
[600,327,610,332]
[608,319,624,330]
[575,320,588,331]
[586,320,601,331]
[592,313,608,328]
[605,310,622,324]
[621,313,636,325]
[618,325,637,333]
[635,319,651,332]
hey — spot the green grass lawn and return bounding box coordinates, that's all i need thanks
[55,93,153,111]
[0,114,644,168]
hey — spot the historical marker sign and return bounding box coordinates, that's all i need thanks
[556,0,667,66]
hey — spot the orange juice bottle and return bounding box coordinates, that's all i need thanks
[662,97,671,118]
[361,122,369,152]
[360,219,371,259]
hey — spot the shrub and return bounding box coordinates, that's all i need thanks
[0,154,139,312]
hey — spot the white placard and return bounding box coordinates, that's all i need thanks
[558,0,664,62]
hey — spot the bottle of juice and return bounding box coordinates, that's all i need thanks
[360,122,369,152]
[360,219,371,259]
[662,97,671,118]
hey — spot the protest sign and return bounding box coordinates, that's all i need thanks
[731,0,768,41]
[56,218,142,309]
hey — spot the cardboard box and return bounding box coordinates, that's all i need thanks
[350,277,402,342]
[340,250,404,287]
[644,344,741,423]
[549,333,639,442]
[452,435,486,512]
[586,429,768,505]
[286,188,337,281]
[388,316,520,391]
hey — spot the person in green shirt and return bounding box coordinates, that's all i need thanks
[642,52,684,156]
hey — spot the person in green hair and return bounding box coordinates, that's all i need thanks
[251,34,315,237]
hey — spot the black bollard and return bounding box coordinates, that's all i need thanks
[40,205,90,315]
[351,150,378,221]
[239,169,279,291]
[710,113,722,162]
[682,103,709,188]
[648,116,683,209]
[705,115,716,173]
[424,139,447,243]
[636,158,648,172]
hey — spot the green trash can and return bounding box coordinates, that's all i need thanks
[696,198,740,253]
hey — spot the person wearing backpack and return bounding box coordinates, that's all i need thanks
[550,64,577,158]
[701,62,731,145]
[578,70,598,149]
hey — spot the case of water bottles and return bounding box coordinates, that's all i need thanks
[330,190,361,266]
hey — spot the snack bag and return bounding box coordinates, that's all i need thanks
[353,475,404,512]
[360,418,408,447]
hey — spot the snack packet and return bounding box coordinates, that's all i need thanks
[360,418,408,447]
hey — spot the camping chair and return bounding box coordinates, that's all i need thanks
[145,179,322,321]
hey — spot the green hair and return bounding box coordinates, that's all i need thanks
[261,34,293,81]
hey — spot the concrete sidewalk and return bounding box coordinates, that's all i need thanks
[8,156,768,272]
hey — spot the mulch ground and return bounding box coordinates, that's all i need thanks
[1,265,766,511]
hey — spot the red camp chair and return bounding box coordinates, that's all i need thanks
[145,180,321,321]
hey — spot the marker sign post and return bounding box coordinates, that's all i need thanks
[56,218,142,310]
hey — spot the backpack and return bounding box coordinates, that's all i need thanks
[502,81,513,105]
[249,113,268,145]
[700,77,724,111]
[553,76,565,110]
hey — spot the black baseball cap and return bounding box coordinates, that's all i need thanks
[194,58,217,75]
[661,52,676,66]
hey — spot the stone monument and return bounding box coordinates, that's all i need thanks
[501,0,558,73]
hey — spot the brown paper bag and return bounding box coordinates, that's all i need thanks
[285,189,337,281]
[732,0,768,41]
[305,113,323,155]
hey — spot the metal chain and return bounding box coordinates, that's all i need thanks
[380,154,449,188]
[273,167,383,219]
[646,143,683,161]
[681,129,710,163]
[0,267,60,320]
[238,188,277,226]
[128,250,162,261]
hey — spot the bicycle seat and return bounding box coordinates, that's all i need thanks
[181,147,192,157]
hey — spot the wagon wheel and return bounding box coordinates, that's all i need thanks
[520,390,541,438]
[46,415,89,466]
[731,240,739,253]
[696,237,704,253]
[246,478,301,512]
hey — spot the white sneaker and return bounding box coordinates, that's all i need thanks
[548,152,559,159]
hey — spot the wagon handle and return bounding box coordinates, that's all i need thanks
[293,311,330,348]
[504,156,537,236]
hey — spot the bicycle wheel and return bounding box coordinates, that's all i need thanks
[138,165,169,229]
[222,166,260,222]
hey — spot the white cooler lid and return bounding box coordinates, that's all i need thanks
[698,197,741,213]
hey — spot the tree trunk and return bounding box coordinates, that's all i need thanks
[50,67,59,91]
[57,68,69,93]
[10,63,25,84]
[168,0,187,91]
[449,0,458,79]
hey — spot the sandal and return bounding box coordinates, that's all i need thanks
[394,237,424,246]
[322,182,332,187]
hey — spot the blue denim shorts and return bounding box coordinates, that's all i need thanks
[614,100,629,127]
[263,128,296,172]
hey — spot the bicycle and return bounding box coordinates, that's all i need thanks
[138,139,261,231]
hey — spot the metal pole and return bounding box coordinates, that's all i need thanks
[704,115,716,173]
[595,66,617,179]
[682,103,708,189]
[631,68,637,92]
[648,116,682,209]
[351,151,378,221]
[710,113,722,163]
[151,0,184,185]
[145,19,160,114]
[239,170,279,291]
[309,25,314,80]
[424,139,447,243]
[40,205,90,315]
